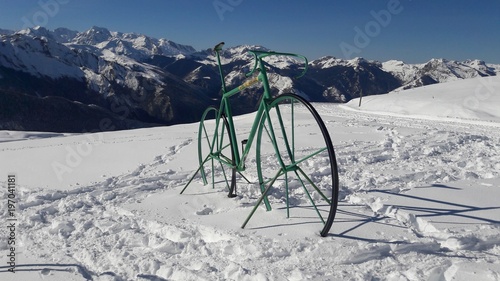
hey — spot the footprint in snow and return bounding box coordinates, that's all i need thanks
[196,207,214,216]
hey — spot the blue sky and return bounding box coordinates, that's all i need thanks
[1,0,499,63]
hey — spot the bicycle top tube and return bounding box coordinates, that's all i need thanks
[245,50,308,79]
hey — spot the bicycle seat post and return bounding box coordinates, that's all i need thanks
[214,42,227,93]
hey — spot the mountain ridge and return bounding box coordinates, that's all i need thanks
[0,26,498,132]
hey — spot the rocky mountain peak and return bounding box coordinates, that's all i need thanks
[73,26,113,45]
[17,26,55,40]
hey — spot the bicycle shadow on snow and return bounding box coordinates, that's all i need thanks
[0,263,93,279]
[330,182,500,244]
[331,203,409,244]
[0,263,170,280]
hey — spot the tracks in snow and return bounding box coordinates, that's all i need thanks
[1,105,499,280]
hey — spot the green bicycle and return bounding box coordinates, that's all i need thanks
[181,42,339,237]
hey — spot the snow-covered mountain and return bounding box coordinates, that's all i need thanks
[72,26,196,60]
[383,58,499,90]
[0,26,210,132]
[0,26,499,133]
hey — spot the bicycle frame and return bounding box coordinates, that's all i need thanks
[181,44,339,236]
[210,45,308,173]
[181,43,308,196]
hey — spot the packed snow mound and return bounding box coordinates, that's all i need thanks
[346,76,500,124]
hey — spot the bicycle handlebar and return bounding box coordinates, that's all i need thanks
[246,50,308,79]
[214,42,225,52]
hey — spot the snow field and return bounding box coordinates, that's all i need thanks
[0,77,500,280]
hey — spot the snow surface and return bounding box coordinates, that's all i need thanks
[1,77,500,280]
[347,76,500,125]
